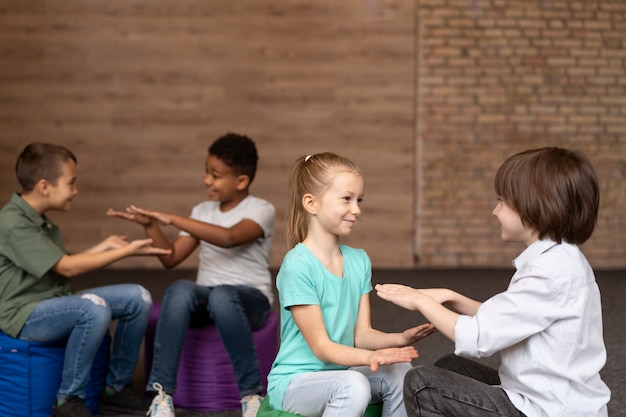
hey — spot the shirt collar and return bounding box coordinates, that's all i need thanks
[512,238,558,270]
[9,192,53,229]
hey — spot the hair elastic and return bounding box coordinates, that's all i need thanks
[305,154,313,162]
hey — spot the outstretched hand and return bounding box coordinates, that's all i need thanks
[107,205,171,226]
[107,207,152,226]
[102,235,129,250]
[368,346,418,372]
[126,205,172,225]
[127,238,172,256]
[375,283,424,311]
[85,234,131,254]
[402,323,438,345]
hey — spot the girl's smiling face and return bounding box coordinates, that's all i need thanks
[314,171,364,237]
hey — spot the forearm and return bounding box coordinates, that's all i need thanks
[169,215,234,247]
[54,247,133,277]
[313,340,375,367]
[142,224,188,268]
[355,328,406,350]
[436,289,481,316]
[143,223,174,250]
[82,241,109,254]
[415,295,459,341]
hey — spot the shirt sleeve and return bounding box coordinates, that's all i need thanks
[4,222,65,279]
[243,199,275,241]
[455,265,569,358]
[277,252,320,310]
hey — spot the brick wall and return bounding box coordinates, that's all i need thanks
[415,0,626,268]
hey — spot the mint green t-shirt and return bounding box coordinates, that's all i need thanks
[267,243,372,411]
[0,193,70,337]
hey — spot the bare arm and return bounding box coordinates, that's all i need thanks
[142,224,199,269]
[375,284,481,342]
[291,304,418,372]
[353,294,436,350]
[107,205,264,266]
[81,235,131,254]
[107,208,200,268]
[125,205,265,248]
[52,237,171,277]
[419,288,481,316]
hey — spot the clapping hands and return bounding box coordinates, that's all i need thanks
[107,205,172,226]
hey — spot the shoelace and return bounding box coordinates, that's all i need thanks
[146,383,171,417]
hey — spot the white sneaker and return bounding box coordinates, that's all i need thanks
[241,394,263,417]
[147,383,175,417]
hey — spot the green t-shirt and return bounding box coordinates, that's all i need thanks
[267,243,372,411]
[0,193,70,337]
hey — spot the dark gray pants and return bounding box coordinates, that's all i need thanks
[403,354,526,417]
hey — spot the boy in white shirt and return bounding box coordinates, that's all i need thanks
[376,147,610,417]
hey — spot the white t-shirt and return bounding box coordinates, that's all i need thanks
[179,195,275,304]
[455,239,610,417]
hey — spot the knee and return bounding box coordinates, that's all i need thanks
[207,285,239,312]
[340,371,371,405]
[126,284,153,315]
[404,365,431,392]
[163,280,196,305]
[79,293,112,330]
[208,285,236,302]
[387,362,413,383]
[134,284,152,305]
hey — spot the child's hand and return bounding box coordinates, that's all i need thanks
[84,234,130,254]
[374,283,424,311]
[402,323,438,345]
[107,208,153,226]
[368,346,418,372]
[126,205,172,225]
[127,238,172,256]
[102,234,130,250]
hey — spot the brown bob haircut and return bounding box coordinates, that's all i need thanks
[494,147,599,245]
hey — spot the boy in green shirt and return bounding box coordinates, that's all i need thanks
[0,142,170,417]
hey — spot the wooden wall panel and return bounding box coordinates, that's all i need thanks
[0,1,416,268]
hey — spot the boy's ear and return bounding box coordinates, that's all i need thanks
[35,179,51,196]
[235,174,251,191]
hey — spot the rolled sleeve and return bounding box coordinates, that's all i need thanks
[454,314,481,357]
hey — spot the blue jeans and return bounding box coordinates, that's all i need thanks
[17,284,152,400]
[403,354,526,417]
[282,362,412,417]
[147,280,271,397]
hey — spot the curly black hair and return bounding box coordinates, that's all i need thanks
[208,132,258,183]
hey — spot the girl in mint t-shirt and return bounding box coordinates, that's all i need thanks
[267,153,435,417]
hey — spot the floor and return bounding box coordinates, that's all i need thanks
[77,267,626,417]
